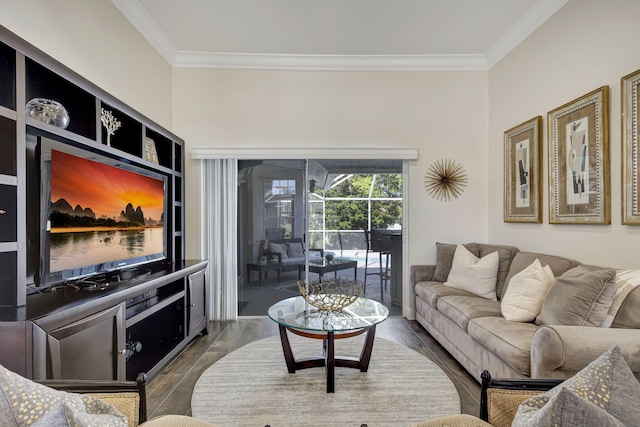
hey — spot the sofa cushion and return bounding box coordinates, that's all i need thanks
[513,345,640,426]
[501,259,555,322]
[436,295,502,332]
[445,245,500,300]
[468,317,537,376]
[0,364,128,427]
[536,265,616,327]
[433,242,479,282]
[415,281,478,309]
[475,243,519,299]
[607,270,640,328]
[501,252,581,300]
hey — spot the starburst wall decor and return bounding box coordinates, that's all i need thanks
[424,159,468,202]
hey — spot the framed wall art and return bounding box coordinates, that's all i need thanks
[622,68,640,225]
[548,86,610,224]
[504,116,542,223]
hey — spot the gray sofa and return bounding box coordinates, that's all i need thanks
[411,242,640,382]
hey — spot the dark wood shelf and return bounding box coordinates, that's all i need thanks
[101,103,143,157]
[0,41,15,111]
[25,58,96,140]
[145,127,172,169]
[0,116,16,175]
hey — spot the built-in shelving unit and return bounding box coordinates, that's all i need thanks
[0,25,204,382]
[0,25,185,307]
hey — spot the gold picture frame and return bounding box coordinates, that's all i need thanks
[504,116,542,223]
[548,86,610,224]
[622,69,640,225]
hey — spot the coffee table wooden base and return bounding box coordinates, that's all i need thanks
[277,323,377,393]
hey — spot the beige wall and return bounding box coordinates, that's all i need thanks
[9,0,638,312]
[172,69,491,283]
[489,0,640,268]
[0,0,173,129]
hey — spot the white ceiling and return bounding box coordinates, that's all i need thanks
[111,0,569,71]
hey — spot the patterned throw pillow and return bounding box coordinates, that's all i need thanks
[0,364,127,427]
[512,346,640,426]
[512,388,624,427]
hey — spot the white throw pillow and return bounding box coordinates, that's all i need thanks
[444,244,499,300]
[501,259,555,322]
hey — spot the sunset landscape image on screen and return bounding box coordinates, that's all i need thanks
[50,150,164,229]
[48,149,165,273]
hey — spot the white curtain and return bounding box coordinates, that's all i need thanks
[202,159,238,320]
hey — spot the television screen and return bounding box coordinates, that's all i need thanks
[39,138,167,285]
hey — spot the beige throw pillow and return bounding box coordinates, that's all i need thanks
[501,259,555,322]
[536,265,616,326]
[444,244,499,300]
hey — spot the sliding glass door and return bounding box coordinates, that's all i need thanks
[236,159,403,317]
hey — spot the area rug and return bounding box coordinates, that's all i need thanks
[191,334,460,426]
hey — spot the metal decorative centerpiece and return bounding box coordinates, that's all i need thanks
[26,98,70,129]
[298,278,363,312]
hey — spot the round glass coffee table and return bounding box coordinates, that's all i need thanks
[267,296,389,393]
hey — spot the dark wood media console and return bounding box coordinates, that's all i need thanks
[0,260,208,381]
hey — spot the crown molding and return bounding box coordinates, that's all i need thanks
[485,0,570,68]
[191,147,418,160]
[174,52,488,71]
[110,0,178,65]
[115,0,568,71]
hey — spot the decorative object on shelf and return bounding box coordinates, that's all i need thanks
[325,253,335,263]
[548,86,610,224]
[297,279,363,312]
[100,107,121,147]
[424,159,468,202]
[26,98,70,129]
[504,116,543,223]
[622,68,640,225]
[144,137,159,164]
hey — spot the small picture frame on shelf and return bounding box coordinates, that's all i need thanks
[547,86,610,224]
[144,137,159,164]
[504,116,542,223]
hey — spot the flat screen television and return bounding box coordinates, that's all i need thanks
[37,136,167,286]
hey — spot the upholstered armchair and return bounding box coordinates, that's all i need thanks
[411,371,563,427]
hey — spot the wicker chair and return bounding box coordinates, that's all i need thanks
[411,371,564,427]
[40,373,217,427]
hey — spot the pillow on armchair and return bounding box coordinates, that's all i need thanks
[512,345,640,426]
[267,242,289,259]
[286,242,305,258]
[0,364,128,427]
